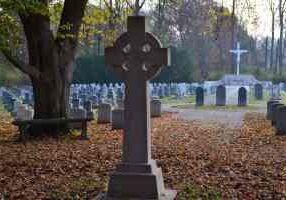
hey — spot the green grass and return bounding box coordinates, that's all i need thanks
[163,90,276,110]
[160,96,195,106]
[173,104,262,110]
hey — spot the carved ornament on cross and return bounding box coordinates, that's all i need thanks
[105,16,170,80]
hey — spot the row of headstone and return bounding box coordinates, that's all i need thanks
[97,99,162,130]
[196,85,248,106]
[195,83,265,106]
[267,99,286,135]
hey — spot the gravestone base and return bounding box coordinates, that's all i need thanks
[98,160,176,200]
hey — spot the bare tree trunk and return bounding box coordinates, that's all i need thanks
[265,37,269,70]
[275,39,280,74]
[270,13,275,71]
[278,0,284,74]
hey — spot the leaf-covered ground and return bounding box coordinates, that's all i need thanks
[0,112,286,199]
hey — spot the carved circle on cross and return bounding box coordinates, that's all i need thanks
[112,32,164,80]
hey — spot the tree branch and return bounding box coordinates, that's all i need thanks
[57,0,88,47]
[139,0,147,9]
[1,50,41,79]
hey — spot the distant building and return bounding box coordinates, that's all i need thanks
[219,74,259,86]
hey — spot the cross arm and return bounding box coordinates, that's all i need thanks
[105,47,126,67]
[146,48,171,67]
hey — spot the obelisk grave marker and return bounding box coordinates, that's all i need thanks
[104,16,176,199]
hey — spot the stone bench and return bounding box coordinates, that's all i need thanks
[12,117,94,140]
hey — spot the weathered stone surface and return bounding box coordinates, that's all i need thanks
[69,108,87,119]
[267,100,279,120]
[116,99,124,109]
[72,98,80,109]
[271,103,284,125]
[151,99,162,117]
[238,87,247,106]
[15,104,33,120]
[83,100,94,119]
[195,87,204,106]
[254,83,263,100]
[68,108,87,129]
[97,103,112,123]
[275,105,286,135]
[103,16,175,199]
[111,108,124,129]
[216,85,226,106]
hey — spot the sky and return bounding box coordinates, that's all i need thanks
[89,0,275,38]
[214,0,277,38]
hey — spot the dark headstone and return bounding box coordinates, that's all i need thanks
[195,87,204,106]
[271,103,284,125]
[151,99,162,117]
[216,85,226,106]
[238,87,247,106]
[72,98,80,109]
[267,100,279,120]
[254,83,263,100]
[83,100,93,118]
[275,105,286,135]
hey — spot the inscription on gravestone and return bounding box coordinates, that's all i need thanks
[104,16,176,199]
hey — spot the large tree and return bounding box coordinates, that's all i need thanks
[0,0,88,135]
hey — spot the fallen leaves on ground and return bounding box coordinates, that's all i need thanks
[0,112,285,199]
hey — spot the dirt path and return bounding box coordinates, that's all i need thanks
[163,105,266,128]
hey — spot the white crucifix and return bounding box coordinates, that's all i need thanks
[229,42,248,75]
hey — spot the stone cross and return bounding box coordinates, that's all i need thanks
[230,42,248,75]
[104,16,175,199]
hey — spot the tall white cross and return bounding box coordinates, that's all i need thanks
[230,42,248,75]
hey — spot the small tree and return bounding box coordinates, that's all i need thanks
[0,0,88,135]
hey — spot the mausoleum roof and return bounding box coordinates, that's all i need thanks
[220,74,259,86]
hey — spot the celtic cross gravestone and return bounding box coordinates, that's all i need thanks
[104,16,176,199]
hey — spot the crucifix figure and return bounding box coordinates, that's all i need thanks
[229,42,248,75]
[104,16,176,199]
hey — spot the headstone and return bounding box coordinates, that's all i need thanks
[23,93,30,105]
[83,100,94,119]
[267,100,279,120]
[116,98,124,109]
[90,95,99,109]
[270,102,284,125]
[15,104,33,120]
[104,16,176,199]
[72,98,80,109]
[216,85,226,106]
[68,108,87,119]
[254,83,263,100]
[111,108,124,129]
[238,87,247,106]
[97,103,112,123]
[195,87,204,106]
[275,105,286,135]
[151,99,162,117]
